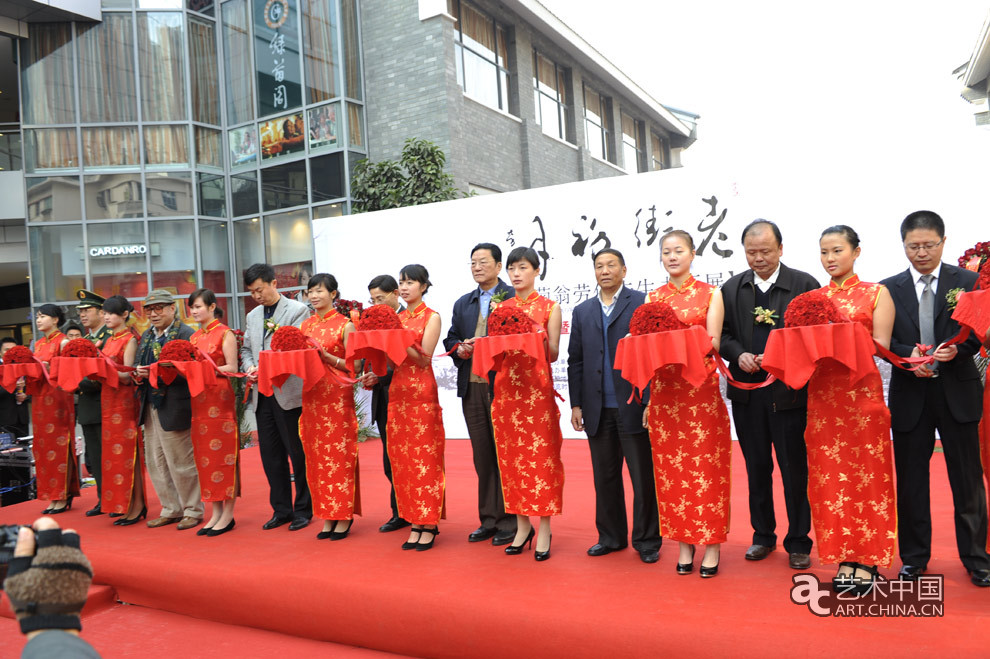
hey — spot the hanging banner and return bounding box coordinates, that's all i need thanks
[254,0,302,118]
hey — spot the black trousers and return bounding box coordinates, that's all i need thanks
[81,423,102,501]
[893,378,990,571]
[588,408,661,552]
[463,383,515,532]
[376,414,401,520]
[731,388,813,554]
[256,394,311,519]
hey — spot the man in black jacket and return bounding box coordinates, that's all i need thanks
[443,243,516,545]
[74,290,112,516]
[132,289,201,531]
[881,210,990,586]
[0,338,30,439]
[568,248,660,563]
[364,274,409,533]
[720,220,818,569]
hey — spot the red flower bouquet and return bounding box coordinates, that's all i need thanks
[62,338,99,358]
[357,304,403,331]
[270,326,310,352]
[159,339,200,362]
[487,306,536,336]
[978,261,990,291]
[783,291,844,327]
[334,298,364,325]
[959,240,990,271]
[1,345,34,364]
[629,302,689,335]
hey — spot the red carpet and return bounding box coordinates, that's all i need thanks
[1,438,988,658]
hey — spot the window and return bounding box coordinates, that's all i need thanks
[651,132,667,171]
[621,112,644,173]
[449,0,510,113]
[533,52,569,141]
[584,85,613,163]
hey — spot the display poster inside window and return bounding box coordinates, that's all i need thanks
[308,103,339,152]
[259,113,305,160]
[229,125,258,168]
[253,0,302,118]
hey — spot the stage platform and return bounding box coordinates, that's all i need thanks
[1,438,988,658]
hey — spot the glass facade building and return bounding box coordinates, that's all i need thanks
[20,0,365,324]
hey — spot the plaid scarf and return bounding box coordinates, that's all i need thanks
[137,318,183,366]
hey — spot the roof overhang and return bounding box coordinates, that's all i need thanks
[962,12,990,88]
[0,0,100,38]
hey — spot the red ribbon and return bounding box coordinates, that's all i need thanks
[303,337,359,387]
[711,352,779,390]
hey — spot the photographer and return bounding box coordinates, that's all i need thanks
[2,517,99,658]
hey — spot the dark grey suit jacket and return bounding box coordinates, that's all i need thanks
[881,263,982,431]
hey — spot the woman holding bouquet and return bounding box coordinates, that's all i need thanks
[645,230,729,577]
[492,247,564,561]
[188,288,240,536]
[300,274,361,541]
[388,264,446,550]
[31,304,79,514]
[100,296,146,525]
[809,225,896,590]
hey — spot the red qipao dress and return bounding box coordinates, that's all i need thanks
[807,276,896,567]
[645,277,731,544]
[300,311,361,520]
[385,304,445,525]
[490,292,565,516]
[31,331,80,502]
[100,329,145,515]
[189,320,239,502]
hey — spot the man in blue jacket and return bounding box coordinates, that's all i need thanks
[443,243,517,545]
[567,248,661,563]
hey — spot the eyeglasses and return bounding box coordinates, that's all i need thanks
[904,239,944,254]
[145,304,168,314]
[470,260,493,268]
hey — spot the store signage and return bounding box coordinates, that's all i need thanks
[254,0,301,118]
[88,243,160,258]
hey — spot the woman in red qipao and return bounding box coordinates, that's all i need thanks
[812,225,896,590]
[492,247,564,561]
[188,288,240,537]
[31,304,79,514]
[645,230,729,577]
[388,264,446,551]
[100,296,147,525]
[300,273,361,541]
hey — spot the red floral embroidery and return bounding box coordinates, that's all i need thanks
[2,345,35,364]
[784,291,844,327]
[357,304,402,330]
[62,338,99,358]
[487,305,536,335]
[270,326,309,352]
[629,302,689,335]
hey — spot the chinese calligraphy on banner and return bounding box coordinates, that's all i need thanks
[254,0,302,118]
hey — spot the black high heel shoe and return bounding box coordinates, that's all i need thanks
[415,526,439,551]
[197,524,216,536]
[402,527,423,550]
[207,519,236,537]
[832,561,857,592]
[504,528,535,555]
[699,547,720,578]
[850,563,879,595]
[47,496,74,515]
[114,506,148,526]
[676,545,696,575]
[331,520,353,541]
[534,534,552,562]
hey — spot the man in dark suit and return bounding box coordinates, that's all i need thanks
[363,274,409,533]
[567,248,660,563]
[74,290,112,517]
[132,289,201,531]
[443,243,517,545]
[0,338,30,439]
[881,210,990,587]
[720,219,818,570]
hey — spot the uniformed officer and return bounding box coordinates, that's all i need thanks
[75,289,112,517]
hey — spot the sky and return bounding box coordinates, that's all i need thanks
[539,0,990,279]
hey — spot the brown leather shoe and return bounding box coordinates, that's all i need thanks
[176,516,203,531]
[745,544,776,561]
[789,552,812,569]
[146,516,181,528]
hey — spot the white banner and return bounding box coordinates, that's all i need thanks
[313,167,971,439]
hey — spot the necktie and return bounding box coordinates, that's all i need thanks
[919,274,936,366]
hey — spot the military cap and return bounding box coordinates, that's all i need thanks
[76,289,106,309]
